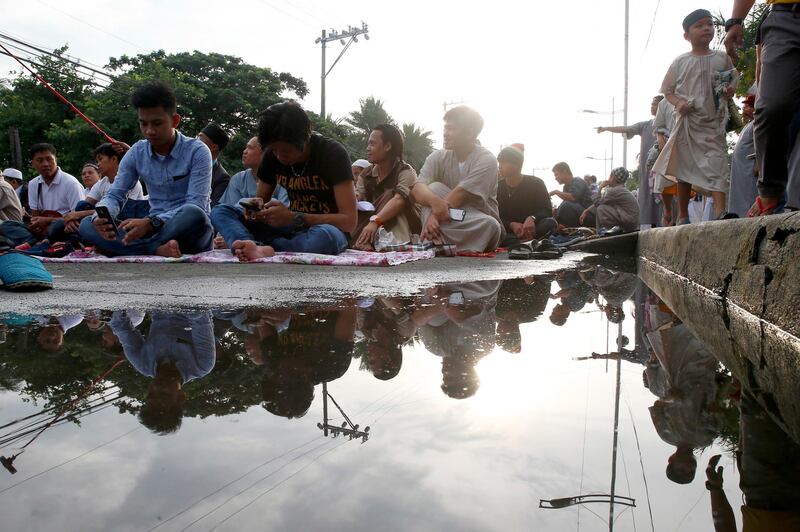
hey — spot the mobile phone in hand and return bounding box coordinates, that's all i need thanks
[94,206,118,235]
[238,198,262,213]
[449,208,466,222]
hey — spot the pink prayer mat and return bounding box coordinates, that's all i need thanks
[38,248,435,267]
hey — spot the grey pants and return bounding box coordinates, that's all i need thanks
[754,8,800,199]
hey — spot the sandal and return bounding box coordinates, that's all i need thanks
[747,196,782,217]
[0,251,54,291]
[508,243,534,260]
[529,239,564,260]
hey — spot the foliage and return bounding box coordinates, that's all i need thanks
[712,4,767,96]
[626,168,640,192]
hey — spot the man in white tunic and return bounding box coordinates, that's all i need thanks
[411,106,502,252]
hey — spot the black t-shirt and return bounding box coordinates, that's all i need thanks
[497,175,553,231]
[258,133,352,215]
[564,177,593,208]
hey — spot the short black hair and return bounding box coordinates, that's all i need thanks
[29,142,57,159]
[131,81,177,114]
[552,161,572,175]
[443,106,484,138]
[257,101,312,150]
[92,143,120,163]
[372,123,405,162]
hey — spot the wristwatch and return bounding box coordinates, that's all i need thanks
[369,215,384,227]
[724,18,743,32]
[292,211,305,232]
[148,215,164,231]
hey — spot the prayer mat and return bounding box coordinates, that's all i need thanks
[38,248,435,267]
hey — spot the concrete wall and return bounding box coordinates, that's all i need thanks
[638,212,800,443]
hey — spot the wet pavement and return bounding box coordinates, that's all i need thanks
[1,261,798,531]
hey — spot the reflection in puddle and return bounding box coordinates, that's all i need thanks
[1,265,798,531]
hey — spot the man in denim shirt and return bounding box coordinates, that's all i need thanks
[79,81,214,257]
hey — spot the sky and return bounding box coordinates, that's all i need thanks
[1,0,746,189]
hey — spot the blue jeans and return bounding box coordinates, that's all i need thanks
[78,204,213,256]
[210,204,348,254]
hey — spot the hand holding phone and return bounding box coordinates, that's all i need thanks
[94,206,118,237]
[448,207,466,222]
[238,197,264,220]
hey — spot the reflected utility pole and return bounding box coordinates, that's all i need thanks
[317,382,370,443]
[540,322,635,530]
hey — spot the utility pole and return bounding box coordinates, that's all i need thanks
[317,382,370,443]
[7,126,21,170]
[315,22,369,119]
[622,0,630,168]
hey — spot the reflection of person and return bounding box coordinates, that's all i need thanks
[642,302,721,484]
[35,314,84,353]
[580,266,637,323]
[414,281,501,398]
[495,277,551,353]
[357,297,416,380]
[704,390,800,531]
[109,311,215,434]
[549,271,595,326]
[260,307,356,418]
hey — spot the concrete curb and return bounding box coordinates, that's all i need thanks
[638,212,800,338]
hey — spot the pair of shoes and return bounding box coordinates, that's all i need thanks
[718,211,739,220]
[508,240,563,260]
[0,251,54,291]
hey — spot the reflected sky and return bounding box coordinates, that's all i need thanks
[1,266,794,532]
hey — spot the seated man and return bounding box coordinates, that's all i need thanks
[217,136,289,208]
[549,162,595,228]
[496,143,557,246]
[211,101,357,260]
[80,81,214,257]
[579,167,640,232]
[351,123,421,250]
[49,143,145,241]
[0,170,23,223]
[0,143,84,246]
[410,106,502,252]
[197,123,231,208]
[212,136,288,248]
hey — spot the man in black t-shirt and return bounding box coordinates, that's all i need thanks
[496,144,557,246]
[210,101,357,260]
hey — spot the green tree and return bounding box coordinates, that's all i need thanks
[344,96,394,157]
[713,4,767,96]
[402,122,435,171]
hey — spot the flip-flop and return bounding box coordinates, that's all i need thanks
[529,239,564,260]
[0,251,54,291]
[747,196,782,217]
[508,243,534,260]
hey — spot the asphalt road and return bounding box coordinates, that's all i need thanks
[2,252,587,313]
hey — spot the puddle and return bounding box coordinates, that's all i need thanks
[1,264,797,531]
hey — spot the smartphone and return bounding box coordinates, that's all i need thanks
[447,291,465,306]
[238,198,262,213]
[94,206,118,235]
[449,208,466,222]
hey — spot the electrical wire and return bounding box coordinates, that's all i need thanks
[642,0,663,56]
[34,0,146,51]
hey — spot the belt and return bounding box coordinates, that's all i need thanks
[771,3,800,12]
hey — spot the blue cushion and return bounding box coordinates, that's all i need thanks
[0,252,53,291]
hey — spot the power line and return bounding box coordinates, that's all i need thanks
[642,0,662,56]
[255,0,316,29]
[282,0,329,26]
[0,32,115,80]
[34,0,146,51]
[0,28,109,71]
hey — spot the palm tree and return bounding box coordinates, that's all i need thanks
[401,122,434,171]
[345,96,395,156]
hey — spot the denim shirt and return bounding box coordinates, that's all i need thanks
[219,168,289,208]
[98,131,212,221]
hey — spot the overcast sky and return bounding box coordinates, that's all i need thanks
[2,0,745,188]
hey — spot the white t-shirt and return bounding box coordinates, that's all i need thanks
[27,168,85,214]
[87,176,144,202]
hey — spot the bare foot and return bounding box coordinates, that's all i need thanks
[231,240,275,262]
[155,240,181,258]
